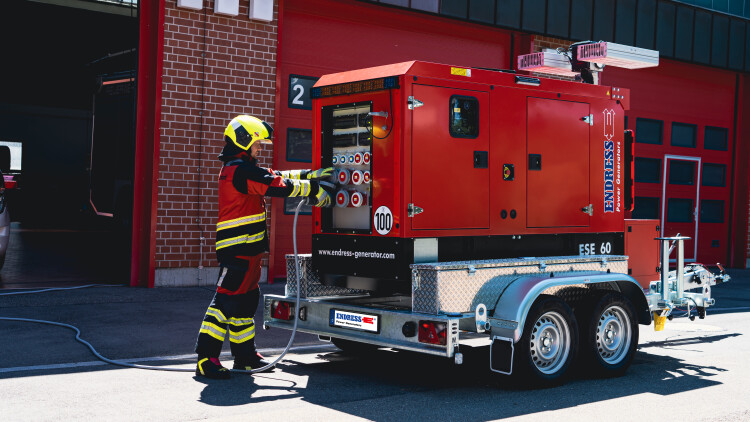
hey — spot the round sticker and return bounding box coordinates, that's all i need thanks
[373,206,393,235]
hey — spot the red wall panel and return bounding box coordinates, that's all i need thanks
[604,60,736,266]
[272,0,513,279]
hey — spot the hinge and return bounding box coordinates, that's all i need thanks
[408,203,423,217]
[408,96,424,110]
[582,114,594,126]
[581,204,593,216]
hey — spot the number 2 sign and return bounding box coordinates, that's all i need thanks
[288,75,318,110]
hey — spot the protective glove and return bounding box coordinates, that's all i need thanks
[306,167,334,180]
[306,181,337,208]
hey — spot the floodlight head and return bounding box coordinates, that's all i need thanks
[517,50,579,78]
[575,42,659,69]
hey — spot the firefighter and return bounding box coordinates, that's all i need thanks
[195,115,335,379]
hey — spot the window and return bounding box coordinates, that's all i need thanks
[700,200,724,223]
[635,118,663,144]
[671,122,697,148]
[667,198,694,223]
[634,157,661,183]
[449,95,479,138]
[702,163,726,187]
[669,161,695,185]
[0,141,22,171]
[632,196,659,219]
[704,126,728,151]
[286,128,312,163]
[284,197,312,215]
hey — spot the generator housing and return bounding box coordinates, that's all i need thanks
[310,61,634,293]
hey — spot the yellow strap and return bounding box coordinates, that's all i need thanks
[205,307,228,323]
[198,358,209,375]
[216,213,266,231]
[229,326,256,343]
[280,170,303,180]
[200,329,225,342]
[228,317,254,326]
[216,232,265,250]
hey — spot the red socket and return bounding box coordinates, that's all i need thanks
[354,152,363,165]
[350,191,364,207]
[363,152,371,165]
[336,190,349,207]
[351,170,363,185]
[337,169,350,185]
[363,171,371,183]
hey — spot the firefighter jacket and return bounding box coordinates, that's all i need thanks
[215,159,318,263]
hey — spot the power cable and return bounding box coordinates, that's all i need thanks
[0,201,307,374]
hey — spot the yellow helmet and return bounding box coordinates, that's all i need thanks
[223,115,274,150]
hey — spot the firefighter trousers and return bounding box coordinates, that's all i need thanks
[194,287,260,359]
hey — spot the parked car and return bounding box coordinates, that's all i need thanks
[0,145,13,270]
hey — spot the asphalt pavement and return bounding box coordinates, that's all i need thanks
[0,269,748,421]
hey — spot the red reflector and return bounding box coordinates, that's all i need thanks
[271,300,295,321]
[3,175,16,190]
[418,320,447,345]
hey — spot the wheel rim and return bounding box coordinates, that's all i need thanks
[529,311,571,374]
[596,305,631,365]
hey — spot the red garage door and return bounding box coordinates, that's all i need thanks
[605,60,736,265]
[269,0,513,280]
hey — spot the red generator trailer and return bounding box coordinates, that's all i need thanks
[265,43,729,386]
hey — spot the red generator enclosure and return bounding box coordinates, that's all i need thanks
[310,61,635,293]
[624,219,660,288]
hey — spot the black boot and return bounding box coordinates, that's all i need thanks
[196,357,231,379]
[233,352,275,373]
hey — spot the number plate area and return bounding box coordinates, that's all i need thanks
[329,309,380,333]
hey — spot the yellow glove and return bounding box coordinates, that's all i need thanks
[306,167,334,180]
[306,181,336,207]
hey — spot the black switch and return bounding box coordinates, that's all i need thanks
[474,151,488,168]
[529,154,542,170]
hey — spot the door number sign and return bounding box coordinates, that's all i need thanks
[288,75,318,110]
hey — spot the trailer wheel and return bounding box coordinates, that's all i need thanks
[331,337,379,355]
[578,292,638,377]
[514,295,578,385]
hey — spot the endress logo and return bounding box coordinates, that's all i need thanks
[335,312,374,324]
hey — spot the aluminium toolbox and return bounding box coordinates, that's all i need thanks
[410,255,628,315]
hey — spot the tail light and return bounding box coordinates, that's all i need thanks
[271,300,295,321]
[418,320,447,345]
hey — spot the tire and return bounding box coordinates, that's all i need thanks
[331,337,380,355]
[513,295,579,386]
[577,291,639,378]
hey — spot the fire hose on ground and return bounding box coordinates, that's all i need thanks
[0,199,308,375]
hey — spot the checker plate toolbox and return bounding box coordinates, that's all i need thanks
[411,256,628,315]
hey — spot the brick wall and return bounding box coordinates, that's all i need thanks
[158,1,278,278]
